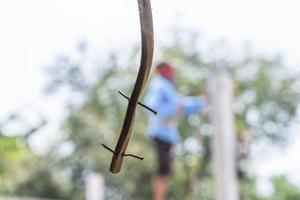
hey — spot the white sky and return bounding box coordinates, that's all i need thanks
[0,0,300,191]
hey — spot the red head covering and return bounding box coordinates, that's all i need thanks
[156,62,175,81]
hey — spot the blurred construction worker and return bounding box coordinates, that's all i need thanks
[144,62,207,200]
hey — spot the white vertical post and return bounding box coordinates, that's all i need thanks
[85,173,105,200]
[208,72,239,200]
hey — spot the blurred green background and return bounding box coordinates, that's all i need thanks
[1,0,300,199]
[1,31,300,199]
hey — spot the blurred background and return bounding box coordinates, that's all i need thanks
[0,0,300,199]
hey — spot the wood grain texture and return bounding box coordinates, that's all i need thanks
[108,0,154,173]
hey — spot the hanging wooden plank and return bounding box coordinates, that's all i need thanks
[102,0,154,174]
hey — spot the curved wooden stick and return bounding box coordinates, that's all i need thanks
[106,0,154,174]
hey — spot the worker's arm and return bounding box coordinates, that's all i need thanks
[180,95,206,115]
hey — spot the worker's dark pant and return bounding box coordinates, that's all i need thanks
[153,138,173,176]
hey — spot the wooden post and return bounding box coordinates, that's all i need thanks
[85,173,105,200]
[208,72,239,200]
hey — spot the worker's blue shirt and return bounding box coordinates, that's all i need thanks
[144,76,206,144]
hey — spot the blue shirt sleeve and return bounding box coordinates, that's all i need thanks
[181,96,206,115]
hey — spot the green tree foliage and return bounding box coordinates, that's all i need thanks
[240,176,300,200]
[0,133,37,194]
[269,176,300,200]
[0,119,67,198]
